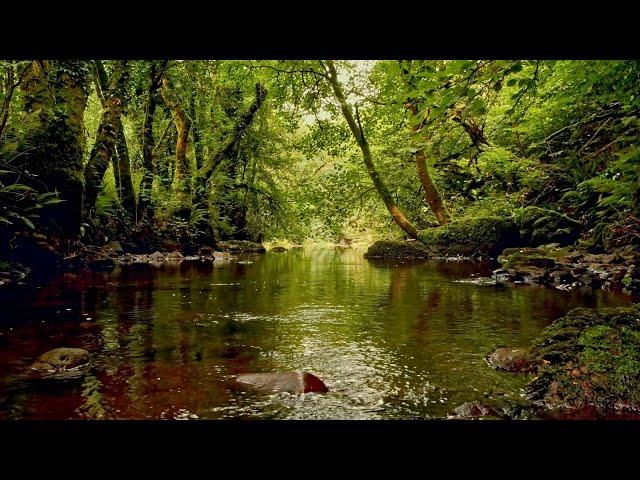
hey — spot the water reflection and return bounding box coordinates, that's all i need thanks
[0,247,634,419]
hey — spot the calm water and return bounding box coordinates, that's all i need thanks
[0,247,633,420]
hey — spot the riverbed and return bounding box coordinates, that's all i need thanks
[0,247,633,419]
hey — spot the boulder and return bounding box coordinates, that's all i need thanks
[418,216,521,257]
[271,246,288,253]
[198,246,214,257]
[485,347,533,373]
[525,304,640,416]
[166,251,184,261]
[364,240,431,260]
[235,371,328,395]
[514,206,581,247]
[29,347,91,379]
[149,251,166,262]
[88,257,116,271]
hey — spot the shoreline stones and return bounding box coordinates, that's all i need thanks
[270,246,287,253]
[28,347,91,380]
[235,371,328,395]
[218,240,266,254]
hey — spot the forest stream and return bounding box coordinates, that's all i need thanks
[0,247,633,420]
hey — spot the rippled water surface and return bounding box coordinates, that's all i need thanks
[0,247,633,419]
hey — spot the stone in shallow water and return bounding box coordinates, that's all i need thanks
[485,347,533,373]
[235,371,328,394]
[29,347,91,379]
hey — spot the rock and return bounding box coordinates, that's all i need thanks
[485,347,533,372]
[364,240,431,259]
[218,240,266,254]
[514,206,581,247]
[184,255,200,261]
[235,371,328,395]
[29,347,91,379]
[525,304,640,416]
[418,216,521,257]
[271,246,288,253]
[149,251,166,262]
[122,242,144,254]
[452,401,501,419]
[105,240,124,253]
[198,246,214,257]
[166,251,184,261]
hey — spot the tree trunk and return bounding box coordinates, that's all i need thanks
[161,76,192,217]
[197,83,267,194]
[324,60,419,238]
[114,117,136,218]
[400,64,451,226]
[16,60,90,242]
[190,89,204,171]
[83,61,128,217]
[138,61,167,223]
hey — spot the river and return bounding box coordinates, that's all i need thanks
[0,247,633,419]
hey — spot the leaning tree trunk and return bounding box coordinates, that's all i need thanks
[138,60,167,223]
[400,64,451,226]
[83,61,129,218]
[16,60,90,243]
[197,83,267,198]
[408,104,452,226]
[324,60,418,238]
[161,76,192,218]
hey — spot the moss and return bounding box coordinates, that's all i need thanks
[417,215,521,257]
[363,240,431,259]
[526,304,640,414]
[217,240,266,253]
[498,247,558,270]
[515,206,581,247]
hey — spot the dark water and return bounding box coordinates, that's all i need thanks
[0,247,633,420]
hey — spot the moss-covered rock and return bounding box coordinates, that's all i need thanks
[418,216,521,257]
[218,240,266,254]
[498,247,558,270]
[363,240,431,259]
[526,304,640,416]
[29,347,91,380]
[515,206,581,247]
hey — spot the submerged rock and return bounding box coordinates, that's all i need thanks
[364,240,431,259]
[485,347,533,373]
[452,401,502,419]
[29,347,91,379]
[235,371,328,395]
[525,304,640,416]
[218,240,266,254]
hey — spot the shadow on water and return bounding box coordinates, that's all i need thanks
[0,247,634,419]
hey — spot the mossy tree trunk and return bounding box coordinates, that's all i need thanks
[92,60,136,219]
[138,60,167,223]
[324,60,419,239]
[83,61,129,218]
[161,76,192,218]
[17,60,90,243]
